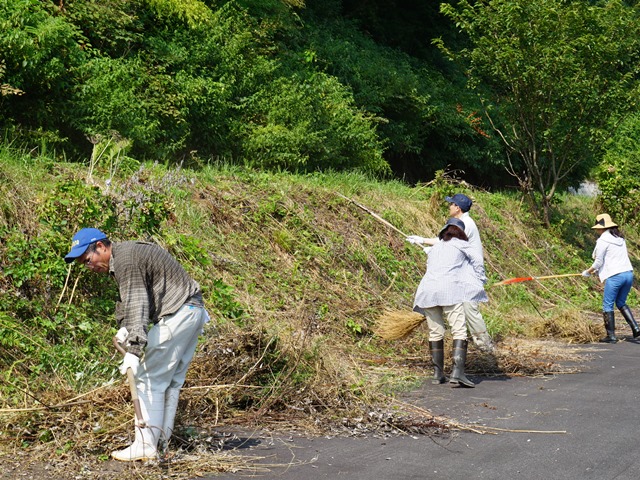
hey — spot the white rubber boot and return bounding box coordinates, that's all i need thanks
[112,390,164,462]
[158,387,181,454]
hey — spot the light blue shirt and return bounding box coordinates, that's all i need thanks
[413,238,488,312]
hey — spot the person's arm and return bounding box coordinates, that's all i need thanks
[459,242,486,283]
[406,235,438,245]
[114,267,150,358]
[583,241,606,277]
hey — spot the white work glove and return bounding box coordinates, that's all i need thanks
[115,326,129,344]
[119,352,140,376]
[581,269,591,277]
[406,235,428,245]
[422,246,432,255]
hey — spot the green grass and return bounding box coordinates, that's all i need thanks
[1,145,637,464]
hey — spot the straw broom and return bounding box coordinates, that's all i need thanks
[374,309,425,340]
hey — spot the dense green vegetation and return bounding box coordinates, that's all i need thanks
[4,1,640,214]
[0,0,506,184]
[438,0,640,225]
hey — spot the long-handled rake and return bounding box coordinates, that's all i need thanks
[113,337,146,426]
[337,193,409,238]
[492,273,583,287]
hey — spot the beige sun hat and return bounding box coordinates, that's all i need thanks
[592,213,618,229]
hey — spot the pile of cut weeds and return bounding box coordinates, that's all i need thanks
[0,331,595,479]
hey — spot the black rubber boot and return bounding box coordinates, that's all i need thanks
[600,311,618,343]
[429,340,446,384]
[449,339,475,388]
[619,305,640,338]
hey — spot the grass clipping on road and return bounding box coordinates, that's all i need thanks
[0,330,596,479]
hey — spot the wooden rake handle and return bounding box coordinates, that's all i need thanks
[337,193,409,238]
[112,336,146,426]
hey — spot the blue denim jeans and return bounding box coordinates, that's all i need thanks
[602,270,634,312]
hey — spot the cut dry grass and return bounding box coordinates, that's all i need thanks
[530,310,602,343]
[469,338,593,377]
[0,330,601,478]
[374,309,425,340]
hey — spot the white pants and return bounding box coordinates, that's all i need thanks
[136,304,207,396]
[424,304,467,341]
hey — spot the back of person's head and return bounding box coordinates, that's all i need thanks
[592,213,624,238]
[609,227,624,239]
[438,217,468,241]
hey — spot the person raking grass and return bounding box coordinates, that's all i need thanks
[582,214,640,343]
[407,193,495,353]
[64,228,210,461]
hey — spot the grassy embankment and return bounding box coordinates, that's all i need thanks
[1,145,636,475]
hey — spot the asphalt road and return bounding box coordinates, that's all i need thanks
[208,339,640,480]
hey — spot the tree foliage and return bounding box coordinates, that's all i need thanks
[0,0,86,142]
[5,0,640,190]
[0,0,394,174]
[595,114,640,225]
[0,0,506,181]
[437,0,640,225]
[300,6,504,185]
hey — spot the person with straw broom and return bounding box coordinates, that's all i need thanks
[582,213,640,343]
[407,193,495,353]
[412,217,488,388]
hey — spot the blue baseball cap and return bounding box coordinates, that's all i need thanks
[445,193,473,212]
[64,228,107,263]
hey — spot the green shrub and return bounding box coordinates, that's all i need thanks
[595,114,640,225]
[0,0,85,133]
[236,73,389,175]
[72,55,189,159]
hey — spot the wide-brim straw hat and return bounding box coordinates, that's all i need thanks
[592,213,617,229]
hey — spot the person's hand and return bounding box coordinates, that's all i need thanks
[422,246,432,255]
[115,327,129,344]
[119,352,140,375]
[582,269,591,277]
[406,235,427,245]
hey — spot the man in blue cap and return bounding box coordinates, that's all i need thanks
[406,193,496,353]
[64,228,209,461]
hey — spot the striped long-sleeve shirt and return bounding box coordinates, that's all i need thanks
[413,238,487,313]
[110,241,203,357]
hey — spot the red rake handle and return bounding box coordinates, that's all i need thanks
[492,273,583,287]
